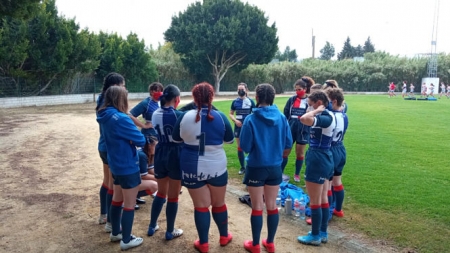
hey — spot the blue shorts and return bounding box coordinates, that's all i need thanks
[113,171,141,189]
[243,165,282,187]
[289,120,310,145]
[182,171,228,189]
[154,145,182,180]
[304,148,333,184]
[99,150,108,165]
[331,143,346,176]
[234,126,242,138]
[138,150,148,176]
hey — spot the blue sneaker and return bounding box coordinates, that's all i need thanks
[147,224,159,236]
[298,233,321,246]
[307,231,328,243]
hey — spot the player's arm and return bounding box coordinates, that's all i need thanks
[172,113,185,143]
[119,116,146,147]
[239,117,253,153]
[300,105,325,126]
[219,112,234,144]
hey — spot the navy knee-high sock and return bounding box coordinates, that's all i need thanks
[295,156,304,175]
[110,200,123,235]
[310,205,322,236]
[100,183,108,215]
[238,148,245,168]
[281,156,288,173]
[195,207,210,244]
[334,184,345,211]
[106,189,113,222]
[149,193,166,228]
[320,203,330,233]
[212,204,228,237]
[251,209,263,246]
[266,209,279,243]
[121,208,135,243]
[166,197,179,233]
[327,190,333,209]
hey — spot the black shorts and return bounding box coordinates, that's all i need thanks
[112,171,141,189]
[243,165,282,187]
[99,150,108,165]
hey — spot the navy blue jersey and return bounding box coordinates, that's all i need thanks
[331,110,348,145]
[230,97,255,123]
[173,108,234,182]
[309,110,336,149]
[130,97,159,136]
[284,95,309,120]
[152,106,183,146]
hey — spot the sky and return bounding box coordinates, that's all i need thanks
[55,0,450,59]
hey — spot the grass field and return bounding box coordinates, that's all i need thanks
[214,94,450,253]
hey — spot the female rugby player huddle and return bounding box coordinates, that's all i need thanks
[95,72,349,252]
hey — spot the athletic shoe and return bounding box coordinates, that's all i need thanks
[238,167,246,175]
[105,222,112,233]
[147,224,160,236]
[297,233,321,246]
[136,198,146,204]
[262,239,275,253]
[333,209,344,217]
[165,228,183,240]
[307,231,328,243]
[151,191,157,198]
[134,204,140,210]
[294,175,300,182]
[306,218,312,225]
[98,214,107,224]
[110,232,122,242]
[220,233,233,246]
[244,240,260,253]
[194,239,209,253]
[120,235,143,251]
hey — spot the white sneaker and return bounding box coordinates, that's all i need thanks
[151,191,157,198]
[110,232,122,242]
[165,228,183,240]
[120,235,143,251]
[98,214,107,224]
[104,222,112,233]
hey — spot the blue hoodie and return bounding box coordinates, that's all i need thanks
[96,106,146,176]
[240,105,293,168]
[96,94,107,152]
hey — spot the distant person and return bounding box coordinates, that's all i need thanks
[401,81,407,98]
[173,82,234,253]
[447,84,450,98]
[409,83,415,97]
[388,82,396,98]
[229,82,256,175]
[439,82,446,98]
[429,83,435,97]
[421,83,427,97]
[240,83,293,253]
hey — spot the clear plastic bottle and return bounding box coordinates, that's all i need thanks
[299,197,306,220]
[276,188,282,210]
[294,199,300,217]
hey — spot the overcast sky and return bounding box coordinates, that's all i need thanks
[55,0,449,59]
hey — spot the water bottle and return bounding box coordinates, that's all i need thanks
[285,196,292,215]
[299,197,306,220]
[276,188,282,210]
[294,199,300,217]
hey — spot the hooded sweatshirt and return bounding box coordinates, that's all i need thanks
[97,106,146,176]
[240,105,293,168]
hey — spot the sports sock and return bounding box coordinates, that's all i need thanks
[106,189,113,222]
[99,183,108,215]
[121,208,135,243]
[310,205,322,236]
[295,156,304,175]
[110,200,123,235]
[334,184,345,211]
[320,203,330,233]
[266,208,279,243]
[149,192,166,228]
[195,207,210,244]
[327,190,333,208]
[238,147,245,168]
[251,209,263,246]
[281,156,288,173]
[212,204,228,237]
[166,197,179,233]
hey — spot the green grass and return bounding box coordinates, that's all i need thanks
[213,95,450,253]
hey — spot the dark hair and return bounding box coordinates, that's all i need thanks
[96,72,125,111]
[325,88,344,107]
[148,82,164,93]
[99,86,129,113]
[324,79,339,89]
[308,90,329,108]
[255,83,275,107]
[294,76,315,94]
[160,84,180,107]
[192,82,215,122]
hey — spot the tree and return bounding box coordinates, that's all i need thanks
[363,36,375,53]
[273,46,297,62]
[337,37,355,60]
[164,0,278,93]
[354,44,364,57]
[319,41,335,60]
[0,0,40,19]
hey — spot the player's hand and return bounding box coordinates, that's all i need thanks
[315,105,326,113]
[235,120,242,127]
[143,122,153,129]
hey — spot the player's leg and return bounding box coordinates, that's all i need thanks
[165,178,183,240]
[188,183,212,252]
[147,176,169,236]
[208,173,230,246]
[294,144,306,182]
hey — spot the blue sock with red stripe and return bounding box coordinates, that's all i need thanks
[328,190,333,208]
[310,205,322,236]
[110,200,123,235]
[195,207,210,244]
[251,209,263,246]
[149,193,166,228]
[320,203,330,233]
[295,156,304,175]
[334,184,345,211]
[99,183,108,215]
[266,208,279,243]
[281,156,288,173]
[238,147,245,168]
[166,197,178,233]
[106,189,113,222]
[212,204,228,237]
[121,208,135,243]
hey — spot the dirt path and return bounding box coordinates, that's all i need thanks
[0,100,397,253]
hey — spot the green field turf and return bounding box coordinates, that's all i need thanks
[214,94,450,253]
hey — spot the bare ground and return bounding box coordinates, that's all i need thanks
[0,100,399,253]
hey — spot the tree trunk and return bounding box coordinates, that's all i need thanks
[33,74,57,96]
